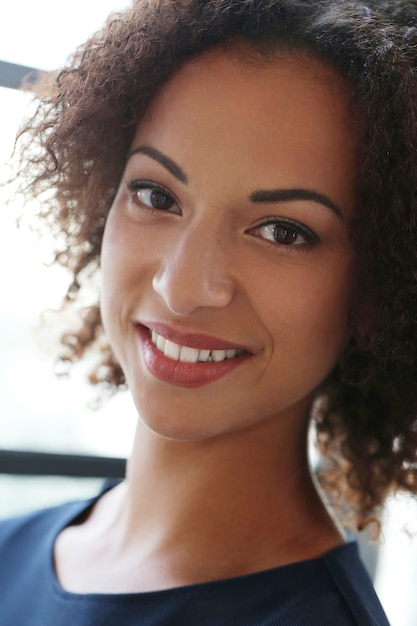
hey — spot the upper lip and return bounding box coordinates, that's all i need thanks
[136,321,253,353]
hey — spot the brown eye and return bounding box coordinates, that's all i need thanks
[137,188,175,211]
[273,225,299,245]
[249,219,318,248]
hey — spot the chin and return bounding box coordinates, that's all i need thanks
[138,414,224,443]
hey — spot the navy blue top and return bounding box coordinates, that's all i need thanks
[0,493,390,625]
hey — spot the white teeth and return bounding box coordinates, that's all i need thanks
[211,349,227,362]
[156,334,166,351]
[198,349,211,362]
[179,346,200,363]
[150,330,243,363]
[164,340,180,360]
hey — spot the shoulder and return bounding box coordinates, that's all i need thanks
[0,495,102,626]
[175,542,390,626]
[0,496,95,565]
[320,541,391,626]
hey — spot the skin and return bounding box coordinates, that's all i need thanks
[54,46,358,593]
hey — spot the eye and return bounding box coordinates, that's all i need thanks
[249,218,318,248]
[137,188,174,210]
[127,180,181,214]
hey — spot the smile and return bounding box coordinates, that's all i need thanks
[136,324,250,387]
[151,330,245,363]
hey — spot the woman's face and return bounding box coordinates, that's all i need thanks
[101,47,358,441]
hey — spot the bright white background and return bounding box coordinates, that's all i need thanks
[0,2,416,624]
[0,1,129,70]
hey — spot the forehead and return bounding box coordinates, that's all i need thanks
[132,45,357,215]
[141,45,352,125]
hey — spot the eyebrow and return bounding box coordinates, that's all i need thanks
[127,145,343,219]
[127,145,188,184]
[250,188,343,219]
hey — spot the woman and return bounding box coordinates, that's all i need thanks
[1,0,416,623]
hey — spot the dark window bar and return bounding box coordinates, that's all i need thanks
[0,60,40,90]
[0,449,126,479]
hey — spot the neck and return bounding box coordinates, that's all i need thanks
[55,406,346,594]
[102,411,344,581]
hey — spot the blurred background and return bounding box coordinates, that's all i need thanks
[0,2,416,624]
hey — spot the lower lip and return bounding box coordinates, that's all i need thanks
[137,326,249,388]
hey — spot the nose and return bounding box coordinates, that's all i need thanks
[152,223,235,316]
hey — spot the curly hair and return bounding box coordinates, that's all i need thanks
[13,0,417,531]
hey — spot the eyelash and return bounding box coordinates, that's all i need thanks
[126,180,319,248]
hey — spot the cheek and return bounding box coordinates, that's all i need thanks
[100,228,123,327]
[101,210,147,300]
[260,258,356,364]
[303,267,356,357]
[99,208,162,368]
[100,213,138,349]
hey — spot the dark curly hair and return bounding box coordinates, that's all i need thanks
[13,0,417,531]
